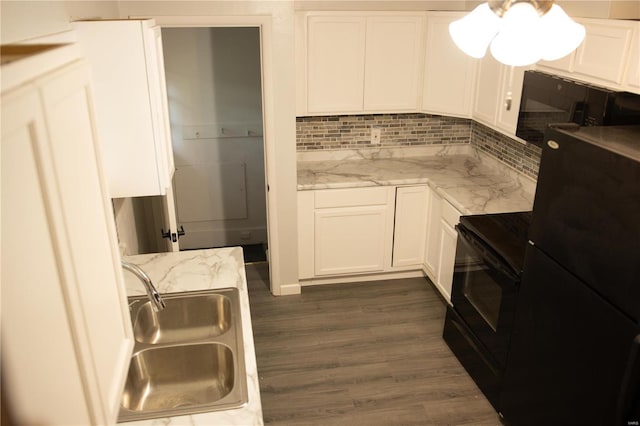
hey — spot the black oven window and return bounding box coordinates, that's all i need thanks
[462,258,503,332]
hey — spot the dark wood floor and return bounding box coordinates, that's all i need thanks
[246,263,501,425]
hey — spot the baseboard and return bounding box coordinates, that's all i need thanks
[276,283,302,296]
[300,269,425,286]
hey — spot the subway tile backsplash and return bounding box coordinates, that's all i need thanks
[296,113,542,180]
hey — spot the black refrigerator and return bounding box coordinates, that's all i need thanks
[499,126,640,426]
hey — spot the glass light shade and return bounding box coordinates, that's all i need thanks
[449,3,501,58]
[538,4,586,61]
[489,2,543,66]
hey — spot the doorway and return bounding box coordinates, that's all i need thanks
[161,27,268,263]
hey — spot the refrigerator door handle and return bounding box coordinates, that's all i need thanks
[617,334,640,425]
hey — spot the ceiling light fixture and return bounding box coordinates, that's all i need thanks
[449,0,585,66]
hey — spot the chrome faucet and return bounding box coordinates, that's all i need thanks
[121,260,166,312]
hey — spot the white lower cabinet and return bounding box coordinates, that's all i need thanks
[313,187,394,276]
[393,186,430,267]
[297,185,461,297]
[299,185,432,280]
[436,218,459,302]
[423,190,462,303]
[423,188,443,278]
[315,204,392,275]
[1,45,133,425]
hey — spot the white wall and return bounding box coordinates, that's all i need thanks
[162,27,268,249]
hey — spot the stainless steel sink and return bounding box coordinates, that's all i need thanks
[132,293,232,344]
[118,288,248,422]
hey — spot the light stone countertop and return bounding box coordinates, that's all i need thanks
[120,247,263,426]
[297,145,537,215]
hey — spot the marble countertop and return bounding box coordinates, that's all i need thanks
[121,247,263,426]
[297,146,536,215]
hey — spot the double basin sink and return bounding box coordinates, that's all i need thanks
[118,288,248,422]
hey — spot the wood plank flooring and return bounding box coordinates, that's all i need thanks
[246,263,501,425]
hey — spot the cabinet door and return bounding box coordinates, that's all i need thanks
[537,53,575,73]
[436,219,458,303]
[473,54,502,126]
[1,59,133,424]
[1,85,93,426]
[393,186,429,267]
[298,190,315,279]
[422,13,476,117]
[37,61,134,422]
[315,205,391,275]
[495,65,526,135]
[73,20,174,198]
[363,15,424,111]
[574,20,634,84]
[623,23,640,94]
[144,25,175,191]
[423,189,443,280]
[307,15,366,113]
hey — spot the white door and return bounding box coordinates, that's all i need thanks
[363,15,424,111]
[2,83,94,426]
[2,58,133,425]
[422,13,476,117]
[392,186,429,267]
[306,15,367,113]
[423,189,443,280]
[436,219,458,303]
[473,53,502,126]
[495,65,526,135]
[574,20,634,84]
[315,205,390,275]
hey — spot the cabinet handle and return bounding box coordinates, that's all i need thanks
[504,92,512,111]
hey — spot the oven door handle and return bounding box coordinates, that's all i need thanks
[457,224,519,282]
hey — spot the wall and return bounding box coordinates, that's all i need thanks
[162,27,267,249]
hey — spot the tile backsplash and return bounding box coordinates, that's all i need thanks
[296,113,471,150]
[470,121,542,180]
[296,113,542,180]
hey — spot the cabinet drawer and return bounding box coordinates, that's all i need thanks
[315,186,390,208]
[441,199,462,227]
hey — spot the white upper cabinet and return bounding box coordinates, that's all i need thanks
[473,53,503,126]
[536,19,638,94]
[73,19,174,198]
[537,54,575,73]
[1,44,133,425]
[306,15,367,113]
[299,12,425,115]
[573,19,634,85]
[363,15,424,111]
[422,12,476,118]
[622,22,640,94]
[473,53,527,138]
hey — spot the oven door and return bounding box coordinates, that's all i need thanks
[451,223,520,367]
